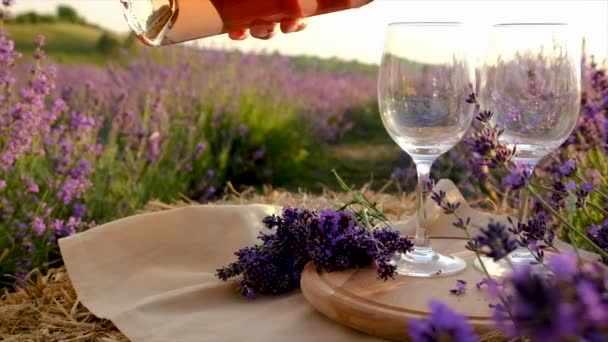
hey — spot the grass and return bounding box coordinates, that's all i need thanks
[3,22,127,65]
[294,110,403,193]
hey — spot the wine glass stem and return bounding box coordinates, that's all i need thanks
[518,186,530,225]
[509,162,537,263]
[414,162,432,248]
[516,161,537,225]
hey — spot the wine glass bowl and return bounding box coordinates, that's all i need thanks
[480,23,581,165]
[378,22,475,277]
[475,23,581,276]
[379,24,475,164]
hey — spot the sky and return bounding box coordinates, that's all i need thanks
[11,0,608,65]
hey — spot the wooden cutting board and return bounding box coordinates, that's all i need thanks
[300,180,599,341]
[300,238,497,341]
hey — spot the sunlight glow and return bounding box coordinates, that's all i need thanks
[11,0,608,65]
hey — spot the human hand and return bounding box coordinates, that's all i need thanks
[228,18,308,40]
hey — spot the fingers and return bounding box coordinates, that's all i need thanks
[228,18,308,41]
[281,18,308,33]
[249,21,277,40]
[228,28,249,41]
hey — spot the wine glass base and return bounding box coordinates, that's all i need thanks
[393,247,467,277]
[472,252,554,278]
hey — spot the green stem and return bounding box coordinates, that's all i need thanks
[462,228,491,277]
[459,216,516,323]
[528,186,608,260]
[530,182,567,196]
[332,169,394,230]
[575,174,608,200]
[569,224,582,263]
[34,189,50,217]
[587,201,608,217]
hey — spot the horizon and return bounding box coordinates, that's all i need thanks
[10,0,608,65]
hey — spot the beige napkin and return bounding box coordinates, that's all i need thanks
[58,180,597,342]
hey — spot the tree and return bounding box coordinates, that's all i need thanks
[96,32,121,55]
[56,5,81,23]
[122,33,138,52]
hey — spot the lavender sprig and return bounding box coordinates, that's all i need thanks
[332,169,393,229]
[528,186,608,261]
[408,300,478,342]
[430,188,518,263]
[490,253,608,341]
[449,279,467,296]
[216,206,413,298]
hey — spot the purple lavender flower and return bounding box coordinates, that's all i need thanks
[237,281,256,299]
[465,108,516,169]
[587,220,608,263]
[194,142,206,158]
[252,145,266,160]
[503,163,533,190]
[217,207,413,297]
[205,186,217,197]
[52,220,77,237]
[392,167,407,179]
[582,182,594,193]
[475,110,493,122]
[467,126,500,161]
[509,211,554,260]
[26,180,39,193]
[560,159,578,177]
[64,216,82,236]
[475,279,488,290]
[450,280,467,295]
[32,35,45,58]
[72,203,86,218]
[70,111,96,131]
[430,190,461,215]
[465,91,478,104]
[491,267,572,340]
[14,270,29,286]
[0,179,6,190]
[307,210,410,279]
[491,253,608,341]
[0,31,21,67]
[408,300,477,342]
[550,178,568,209]
[466,221,518,262]
[236,124,249,137]
[575,186,590,209]
[32,217,46,236]
[565,180,577,191]
[57,176,92,204]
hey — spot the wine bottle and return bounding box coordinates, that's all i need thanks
[120,0,373,46]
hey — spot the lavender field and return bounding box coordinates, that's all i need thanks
[0,21,401,284]
[1,9,608,303]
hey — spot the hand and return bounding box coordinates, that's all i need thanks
[228,18,308,40]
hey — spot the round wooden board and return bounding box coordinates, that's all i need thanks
[300,238,496,341]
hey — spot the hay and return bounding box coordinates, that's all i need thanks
[0,267,128,342]
[0,185,506,341]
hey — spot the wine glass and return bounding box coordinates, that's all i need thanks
[378,22,475,277]
[474,23,581,277]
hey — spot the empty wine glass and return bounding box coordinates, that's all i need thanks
[474,23,581,277]
[378,22,475,277]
